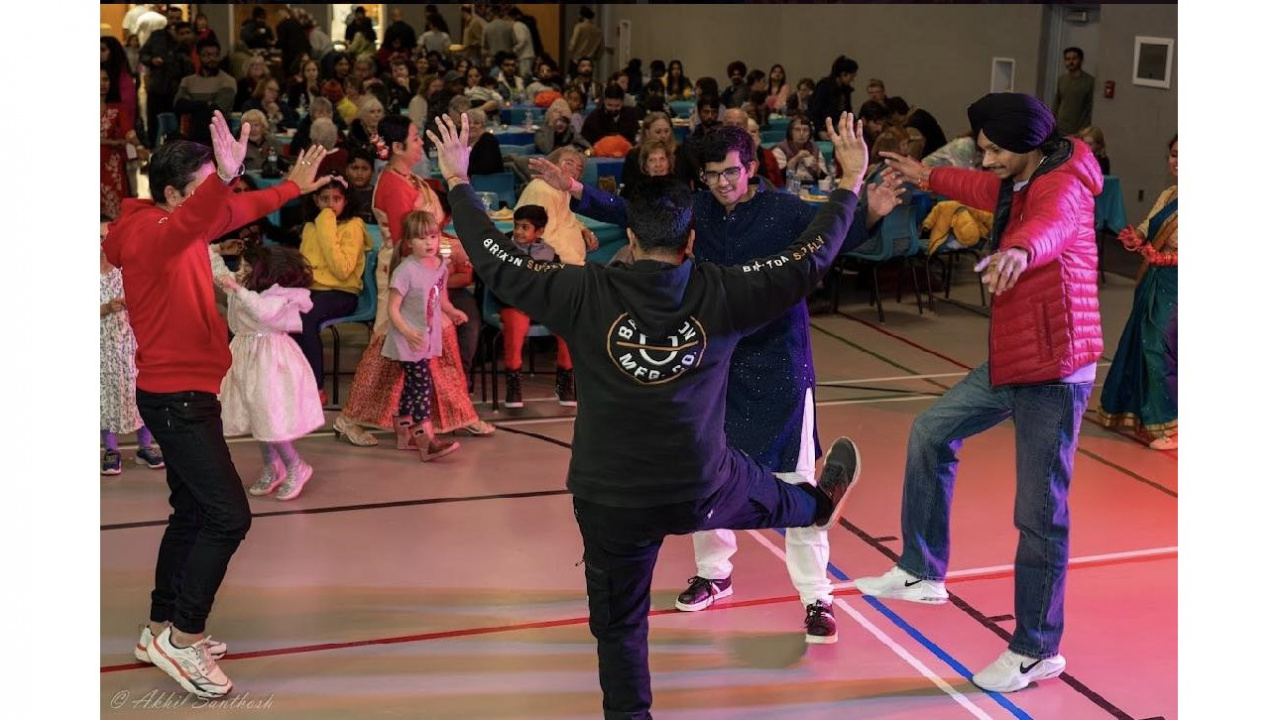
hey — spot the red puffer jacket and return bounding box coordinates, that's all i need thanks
[930,137,1103,386]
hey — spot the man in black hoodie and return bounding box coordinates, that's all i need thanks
[429,113,869,720]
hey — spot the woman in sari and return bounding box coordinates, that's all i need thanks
[1098,135,1177,450]
[333,115,495,446]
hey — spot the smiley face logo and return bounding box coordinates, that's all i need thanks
[607,314,706,385]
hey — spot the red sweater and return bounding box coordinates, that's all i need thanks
[102,175,301,394]
[930,138,1103,386]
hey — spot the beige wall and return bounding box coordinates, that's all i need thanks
[1089,3,1178,220]
[611,3,1045,144]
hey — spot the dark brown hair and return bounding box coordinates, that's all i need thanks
[242,245,314,291]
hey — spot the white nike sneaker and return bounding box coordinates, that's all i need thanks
[972,649,1066,692]
[853,565,949,603]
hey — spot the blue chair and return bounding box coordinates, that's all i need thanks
[479,285,551,411]
[319,241,380,404]
[830,186,929,323]
[472,171,517,209]
[760,129,787,145]
[155,112,178,145]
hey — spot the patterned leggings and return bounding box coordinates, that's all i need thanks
[398,360,435,423]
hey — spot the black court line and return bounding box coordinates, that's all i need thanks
[496,425,574,448]
[840,518,1140,720]
[101,488,571,531]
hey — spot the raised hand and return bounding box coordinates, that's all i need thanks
[825,112,868,189]
[423,115,472,182]
[527,156,574,192]
[881,151,930,187]
[209,110,249,180]
[974,249,1029,295]
[284,145,330,193]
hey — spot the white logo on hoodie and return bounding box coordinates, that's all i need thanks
[606,314,706,385]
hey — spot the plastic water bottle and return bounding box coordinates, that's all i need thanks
[263,146,281,178]
[523,110,534,130]
[786,168,800,195]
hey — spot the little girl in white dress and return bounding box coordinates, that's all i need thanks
[217,246,326,500]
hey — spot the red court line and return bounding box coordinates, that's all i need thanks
[101,551,1166,674]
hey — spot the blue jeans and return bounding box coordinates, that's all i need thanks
[897,363,1090,659]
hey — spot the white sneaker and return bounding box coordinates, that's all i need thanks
[146,625,233,698]
[972,649,1066,693]
[248,459,284,496]
[853,566,949,603]
[135,625,226,663]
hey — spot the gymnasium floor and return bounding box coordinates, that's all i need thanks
[100,258,1176,719]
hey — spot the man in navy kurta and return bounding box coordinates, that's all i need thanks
[532,124,899,642]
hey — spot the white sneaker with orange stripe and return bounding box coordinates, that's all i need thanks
[146,625,233,699]
[135,625,226,663]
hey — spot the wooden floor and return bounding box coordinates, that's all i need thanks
[100,260,1176,719]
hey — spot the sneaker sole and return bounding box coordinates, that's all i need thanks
[674,585,733,612]
[101,468,123,476]
[558,400,578,407]
[815,438,861,531]
[248,479,284,496]
[147,640,233,699]
[503,401,525,409]
[805,632,839,645]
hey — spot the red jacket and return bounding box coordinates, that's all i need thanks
[102,175,300,394]
[930,137,1103,386]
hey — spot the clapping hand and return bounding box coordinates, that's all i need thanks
[881,151,930,187]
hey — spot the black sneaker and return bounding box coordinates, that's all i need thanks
[804,600,838,644]
[503,371,524,409]
[814,437,861,531]
[555,367,577,407]
[675,576,733,612]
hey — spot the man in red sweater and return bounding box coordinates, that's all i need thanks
[102,112,327,699]
[854,93,1103,694]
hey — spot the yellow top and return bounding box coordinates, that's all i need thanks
[300,209,372,294]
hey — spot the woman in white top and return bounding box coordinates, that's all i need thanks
[516,147,599,265]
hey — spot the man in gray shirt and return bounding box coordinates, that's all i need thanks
[174,37,235,145]
[1053,46,1094,135]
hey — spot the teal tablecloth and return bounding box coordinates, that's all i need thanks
[1095,175,1128,234]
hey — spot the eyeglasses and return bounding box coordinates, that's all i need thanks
[700,166,745,185]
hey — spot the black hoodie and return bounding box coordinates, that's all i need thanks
[449,184,857,508]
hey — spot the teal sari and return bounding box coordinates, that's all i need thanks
[1098,197,1177,437]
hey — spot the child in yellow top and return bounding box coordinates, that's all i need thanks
[293,175,373,402]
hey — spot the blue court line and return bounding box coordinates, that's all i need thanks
[771,528,849,580]
[863,596,1034,719]
[769,528,1031,718]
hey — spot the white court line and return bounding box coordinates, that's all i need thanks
[744,530,993,719]
[829,546,1178,590]
[818,361,1112,387]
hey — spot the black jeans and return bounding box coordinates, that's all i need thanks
[572,450,824,719]
[291,290,359,390]
[136,390,252,635]
[450,288,480,375]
